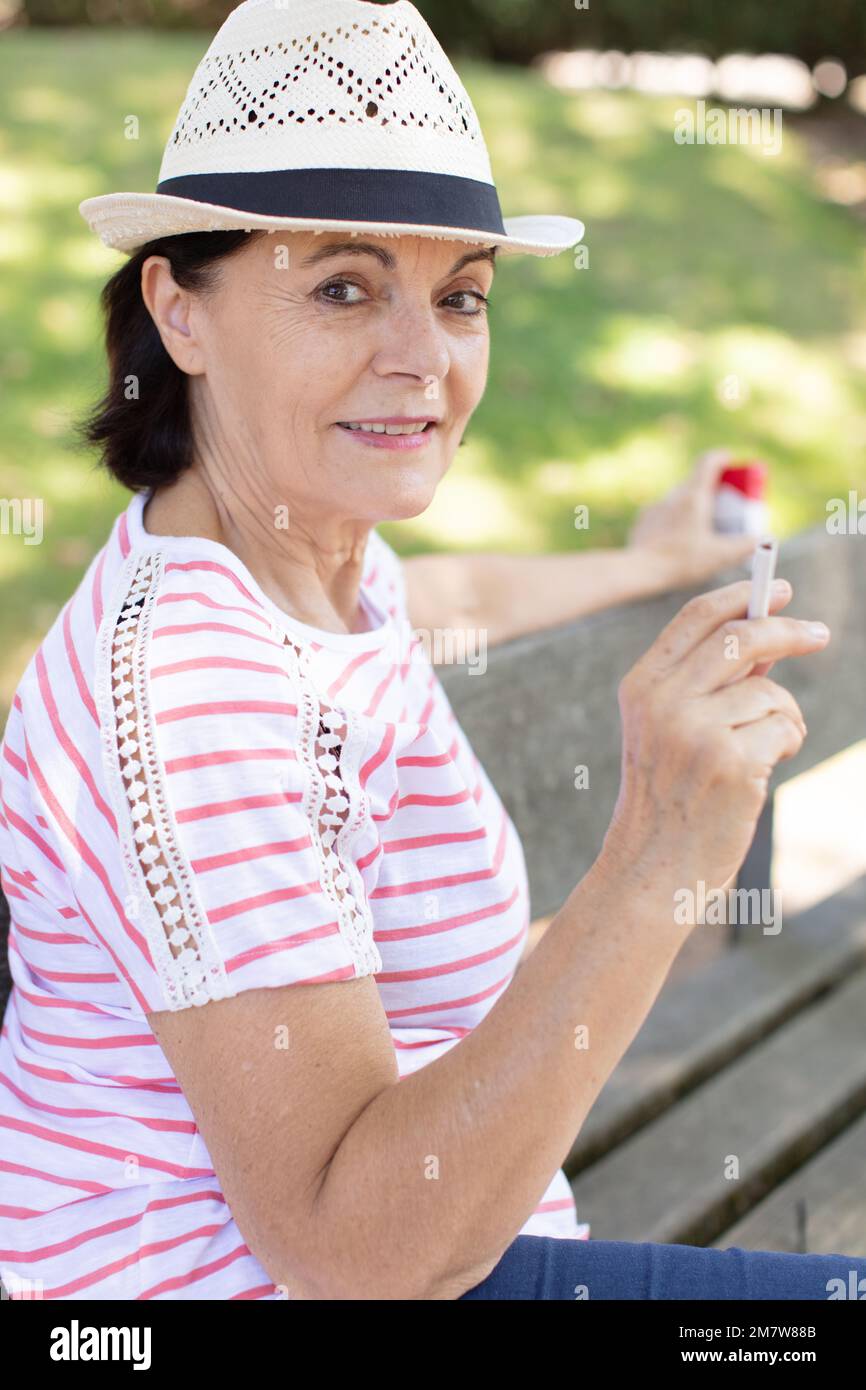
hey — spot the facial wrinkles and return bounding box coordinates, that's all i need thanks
[190,235,491,543]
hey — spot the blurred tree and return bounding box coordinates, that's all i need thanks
[12,0,866,77]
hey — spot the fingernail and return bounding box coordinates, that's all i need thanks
[772,579,791,594]
[806,622,829,641]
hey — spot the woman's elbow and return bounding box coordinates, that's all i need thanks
[261,1214,447,1301]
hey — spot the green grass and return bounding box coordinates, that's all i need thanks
[2,30,866,707]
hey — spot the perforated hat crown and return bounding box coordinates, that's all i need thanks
[78,0,584,258]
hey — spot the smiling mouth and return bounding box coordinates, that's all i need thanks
[335,421,436,436]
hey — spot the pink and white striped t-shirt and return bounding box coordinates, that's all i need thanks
[0,486,587,1300]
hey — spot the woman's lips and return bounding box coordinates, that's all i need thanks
[334,422,437,450]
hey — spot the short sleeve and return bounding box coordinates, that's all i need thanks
[96,548,382,1015]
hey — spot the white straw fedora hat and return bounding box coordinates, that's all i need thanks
[78,0,584,259]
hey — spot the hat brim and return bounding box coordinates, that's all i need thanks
[78,192,584,258]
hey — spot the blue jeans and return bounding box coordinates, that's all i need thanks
[457,1235,866,1300]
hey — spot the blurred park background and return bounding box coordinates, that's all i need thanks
[1,0,866,720]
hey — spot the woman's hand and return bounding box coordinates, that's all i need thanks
[626,449,763,587]
[600,576,830,903]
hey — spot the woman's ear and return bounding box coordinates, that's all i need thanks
[140,256,207,377]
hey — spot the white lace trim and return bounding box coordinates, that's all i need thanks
[281,635,381,976]
[96,550,231,1010]
[96,549,381,1011]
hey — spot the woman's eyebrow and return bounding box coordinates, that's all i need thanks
[298,241,497,275]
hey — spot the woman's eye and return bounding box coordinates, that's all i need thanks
[442,290,490,315]
[316,278,368,305]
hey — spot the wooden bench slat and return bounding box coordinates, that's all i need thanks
[711,1114,866,1255]
[570,966,866,1246]
[566,874,866,1173]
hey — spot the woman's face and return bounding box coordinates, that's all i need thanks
[147,229,495,528]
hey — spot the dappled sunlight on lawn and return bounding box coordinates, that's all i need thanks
[395,459,549,554]
[590,318,702,392]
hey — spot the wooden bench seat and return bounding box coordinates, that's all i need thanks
[570,916,866,1246]
[565,873,866,1176]
[712,1113,866,1255]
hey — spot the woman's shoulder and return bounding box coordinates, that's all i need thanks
[116,509,407,639]
[114,540,283,649]
[3,505,408,766]
[100,542,296,745]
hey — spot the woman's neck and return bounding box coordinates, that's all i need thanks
[142,472,375,636]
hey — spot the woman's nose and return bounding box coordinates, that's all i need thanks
[370,302,452,384]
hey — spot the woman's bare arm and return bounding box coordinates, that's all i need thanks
[401,451,759,650]
[402,546,683,649]
[147,579,827,1302]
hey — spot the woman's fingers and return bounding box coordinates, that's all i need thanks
[692,447,735,490]
[637,578,791,675]
[609,549,828,898]
[750,659,776,680]
[701,675,806,734]
[731,709,806,769]
[678,613,830,695]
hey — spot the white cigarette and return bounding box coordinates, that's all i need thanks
[747,537,778,619]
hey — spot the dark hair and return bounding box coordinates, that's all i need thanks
[75,230,266,492]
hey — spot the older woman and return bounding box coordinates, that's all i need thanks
[0,0,858,1301]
